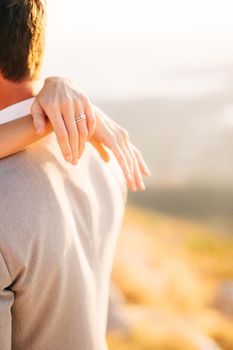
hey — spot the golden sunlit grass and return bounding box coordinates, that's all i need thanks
[107,205,233,350]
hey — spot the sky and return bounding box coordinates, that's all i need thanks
[42,0,233,100]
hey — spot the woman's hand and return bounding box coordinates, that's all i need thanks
[90,106,151,192]
[31,77,96,165]
[30,76,151,191]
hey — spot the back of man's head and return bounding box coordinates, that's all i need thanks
[0,0,46,83]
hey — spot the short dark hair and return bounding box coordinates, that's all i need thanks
[0,0,46,82]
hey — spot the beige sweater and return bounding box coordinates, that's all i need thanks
[0,132,127,350]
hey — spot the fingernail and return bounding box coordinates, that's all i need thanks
[140,159,150,174]
[143,163,151,176]
[139,181,146,190]
[131,182,137,192]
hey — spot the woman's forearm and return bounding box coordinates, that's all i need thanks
[0,115,52,159]
[0,108,150,191]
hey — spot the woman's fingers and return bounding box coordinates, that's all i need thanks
[33,78,98,164]
[74,99,88,159]
[99,125,145,191]
[115,139,138,192]
[113,127,146,191]
[90,105,151,191]
[30,99,46,135]
[77,119,88,159]
[132,144,151,176]
[46,107,72,163]
[112,127,150,191]
[61,98,79,165]
[83,96,96,139]
[110,143,134,187]
[120,140,145,191]
[127,142,147,191]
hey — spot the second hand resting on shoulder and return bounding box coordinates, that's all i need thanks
[0,77,151,192]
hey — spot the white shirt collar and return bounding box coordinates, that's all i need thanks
[0,97,35,125]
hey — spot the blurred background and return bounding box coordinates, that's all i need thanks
[43,1,233,349]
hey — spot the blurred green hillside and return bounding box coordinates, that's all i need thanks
[107,205,233,350]
[100,96,233,232]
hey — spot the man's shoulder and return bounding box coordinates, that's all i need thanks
[0,136,127,212]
